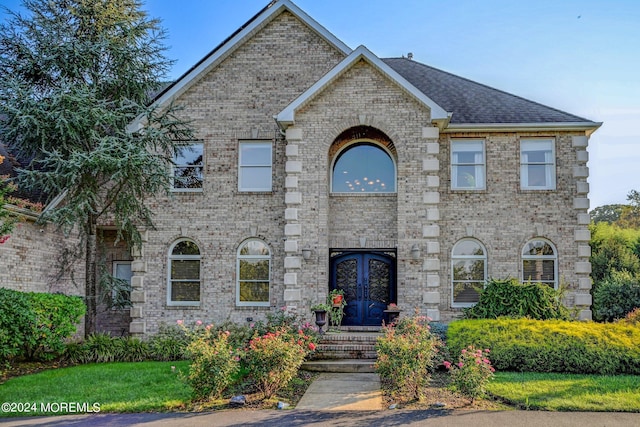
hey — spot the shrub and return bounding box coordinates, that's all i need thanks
[244,328,310,400]
[619,307,640,325]
[118,336,151,362]
[447,318,640,375]
[0,289,85,362]
[0,288,33,361]
[84,333,120,363]
[592,271,640,322]
[444,346,495,401]
[148,324,189,361]
[463,278,570,320]
[375,315,439,402]
[64,341,90,364]
[184,328,240,401]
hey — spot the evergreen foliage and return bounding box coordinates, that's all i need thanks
[0,0,193,335]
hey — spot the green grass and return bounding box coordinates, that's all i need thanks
[489,372,640,412]
[0,361,191,417]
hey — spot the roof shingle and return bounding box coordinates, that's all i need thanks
[383,57,593,125]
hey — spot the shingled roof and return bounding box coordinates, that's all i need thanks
[383,57,594,125]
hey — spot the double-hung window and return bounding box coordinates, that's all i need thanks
[522,239,558,289]
[451,140,485,190]
[167,239,201,306]
[520,139,555,190]
[239,141,272,192]
[237,239,270,306]
[173,142,203,191]
[451,239,487,306]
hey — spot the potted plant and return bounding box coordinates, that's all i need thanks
[384,303,402,324]
[329,289,345,307]
[327,289,346,330]
[311,303,331,334]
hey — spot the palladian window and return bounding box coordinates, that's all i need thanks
[332,143,396,193]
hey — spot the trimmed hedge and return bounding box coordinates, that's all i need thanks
[0,288,85,361]
[447,318,640,375]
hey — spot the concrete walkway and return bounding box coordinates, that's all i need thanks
[296,372,383,411]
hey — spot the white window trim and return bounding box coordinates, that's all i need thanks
[171,142,204,193]
[167,239,201,307]
[521,238,558,289]
[451,238,487,308]
[520,138,556,190]
[238,141,273,192]
[451,139,486,190]
[236,239,271,307]
[330,140,397,194]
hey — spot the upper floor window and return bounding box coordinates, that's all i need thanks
[167,239,201,306]
[451,239,487,307]
[237,239,270,306]
[239,141,272,192]
[451,140,485,190]
[173,142,203,191]
[332,143,396,193]
[520,139,555,190]
[522,239,557,288]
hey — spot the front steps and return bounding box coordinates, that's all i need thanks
[302,327,382,373]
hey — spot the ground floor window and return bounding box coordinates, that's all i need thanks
[451,239,487,306]
[167,239,201,306]
[522,238,557,288]
[237,239,270,306]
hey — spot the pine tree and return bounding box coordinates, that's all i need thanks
[0,0,193,336]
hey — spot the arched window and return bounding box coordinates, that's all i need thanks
[332,143,396,193]
[167,239,201,306]
[237,239,270,306]
[451,239,487,306]
[522,239,557,288]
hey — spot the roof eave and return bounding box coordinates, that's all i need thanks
[442,121,603,136]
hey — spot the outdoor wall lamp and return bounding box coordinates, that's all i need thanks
[411,244,421,260]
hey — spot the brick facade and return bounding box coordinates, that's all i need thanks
[2,1,597,337]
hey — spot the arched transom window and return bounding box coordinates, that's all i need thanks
[451,239,487,306]
[237,239,271,306]
[522,239,557,288]
[167,239,201,306]
[332,142,396,193]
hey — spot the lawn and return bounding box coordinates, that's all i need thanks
[0,361,192,416]
[1,362,640,416]
[488,372,640,412]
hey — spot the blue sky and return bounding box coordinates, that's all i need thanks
[2,0,639,208]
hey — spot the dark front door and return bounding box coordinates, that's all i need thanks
[330,252,396,326]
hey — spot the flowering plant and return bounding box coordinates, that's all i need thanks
[375,314,439,402]
[245,328,312,399]
[444,345,495,401]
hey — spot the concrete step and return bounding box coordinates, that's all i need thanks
[302,359,377,373]
[313,349,378,360]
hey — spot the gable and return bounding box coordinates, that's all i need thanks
[128,0,350,133]
[276,45,450,129]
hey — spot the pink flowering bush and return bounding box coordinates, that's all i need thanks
[245,328,312,399]
[444,346,495,401]
[374,314,440,402]
[181,322,241,400]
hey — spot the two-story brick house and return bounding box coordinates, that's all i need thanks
[1,0,601,336]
